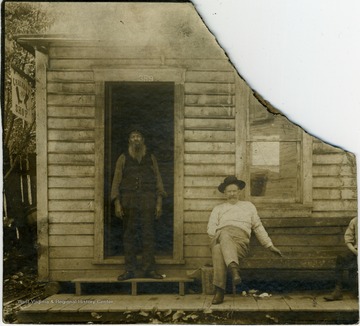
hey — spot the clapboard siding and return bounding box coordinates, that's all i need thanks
[184,130,235,142]
[49,212,94,223]
[49,247,94,258]
[48,118,95,130]
[313,153,348,165]
[184,211,212,222]
[313,140,344,154]
[185,82,235,94]
[48,82,95,94]
[48,165,95,177]
[48,142,95,153]
[48,45,225,60]
[47,70,94,82]
[184,118,235,130]
[185,142,235,153]
[312,140,358,218]
[185,199,224,211]
[184,176,228,187]
[48,177,94,188]
[48,200,94,212]
[312,211,357,218]
[184,153,235,164]
[313,200,357,211]
[48,153,95,165]
[184,164,235,176]
[183,66,242,240]
[50,258,97,270]
[38,44,357,282]
[48,106,95,118]
[50,57,232,71]
[48,94,95,106]
[313,176,357,188]
[184,187,224,199]
[49,235,94,247]
[186,71,235,83]
[48,130,95,141]
[50,58,162,69]
[313,188,357,200]
[185,94,234,106]
[48,188,94,200]
[313,165,354,176]
[185,106,234,117]
[49,223,94,235]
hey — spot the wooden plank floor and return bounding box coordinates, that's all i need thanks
[17,291,359,324]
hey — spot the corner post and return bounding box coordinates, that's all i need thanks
[35,48,49,281]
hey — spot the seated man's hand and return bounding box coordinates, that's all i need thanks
[269,245,283,257]
[114,199,124,219]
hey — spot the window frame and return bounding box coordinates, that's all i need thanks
[235,76,313,209]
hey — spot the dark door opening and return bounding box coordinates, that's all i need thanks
[104,82,174,258]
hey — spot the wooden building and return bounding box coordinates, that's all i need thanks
[16,3,357,285]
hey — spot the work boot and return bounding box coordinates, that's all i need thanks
[212,286,225,305]
[228,262,241,285]
[117,271,135,281]
[324,285,343,301]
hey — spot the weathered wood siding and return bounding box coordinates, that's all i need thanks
[183,67,237,270]
[45,44,237,280]
[42,43,357,281]
[312,140,358,217]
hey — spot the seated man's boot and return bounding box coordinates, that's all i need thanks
[212,286,225,305]
[324,285,343,301]
[228,262,241,285]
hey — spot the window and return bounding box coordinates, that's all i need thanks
[236,83,312,207]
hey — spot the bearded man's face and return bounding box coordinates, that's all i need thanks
[129,132,144,150]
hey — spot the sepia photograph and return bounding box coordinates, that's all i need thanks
[2,0,359,324]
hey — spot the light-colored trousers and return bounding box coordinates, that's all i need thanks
[211,226,250,290]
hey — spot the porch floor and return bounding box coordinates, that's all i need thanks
[17,291,358,324]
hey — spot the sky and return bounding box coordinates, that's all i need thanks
[193,0,360,202]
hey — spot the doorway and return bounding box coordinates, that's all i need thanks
[104,82,174,258]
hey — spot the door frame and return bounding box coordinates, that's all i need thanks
[92,68,185,265]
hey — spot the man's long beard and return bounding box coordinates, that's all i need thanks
[128,142,146,163]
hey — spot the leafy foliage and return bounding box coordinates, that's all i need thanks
[3,2,55,178]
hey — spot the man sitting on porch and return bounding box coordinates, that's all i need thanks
[324,217,358,301]
[207,175,283,305]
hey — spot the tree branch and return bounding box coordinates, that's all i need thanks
[4,118,36,180]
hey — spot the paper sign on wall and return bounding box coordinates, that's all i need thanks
[11,68,34,123]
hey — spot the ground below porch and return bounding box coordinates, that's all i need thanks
[17,291,358,324]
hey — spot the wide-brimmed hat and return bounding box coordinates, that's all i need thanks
[127,125,145,138]
[218,176,246,193]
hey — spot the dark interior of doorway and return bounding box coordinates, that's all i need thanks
[104,82,174,258]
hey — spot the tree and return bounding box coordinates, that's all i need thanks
[3,2,54,180]
[3,2,55,264]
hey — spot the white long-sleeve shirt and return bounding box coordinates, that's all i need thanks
[344,217,358,249]
[207,201,273,248]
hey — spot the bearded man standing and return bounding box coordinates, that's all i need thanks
[111,127,166,280]
[208,176,283,304]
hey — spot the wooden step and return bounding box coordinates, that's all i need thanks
[71,277,194,296]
